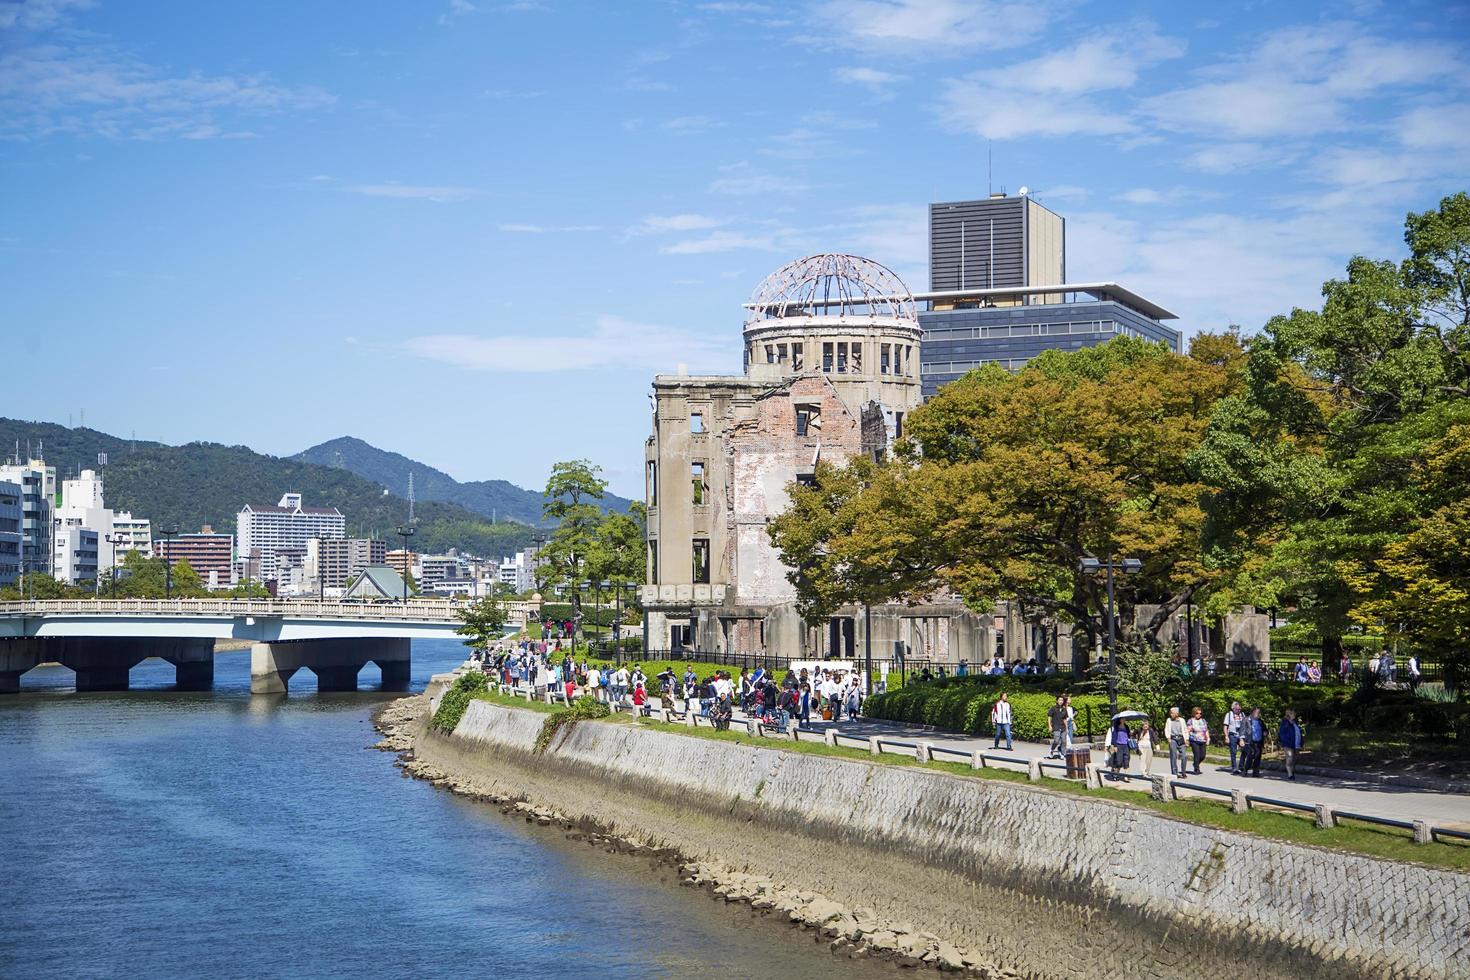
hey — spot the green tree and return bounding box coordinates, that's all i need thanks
[769,336,1246,658]
[455,594,507,651]
[540,460,607,619]
[586,502,646,587]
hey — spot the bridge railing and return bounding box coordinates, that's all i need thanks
[0,598,466,623]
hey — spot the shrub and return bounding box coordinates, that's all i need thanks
[431,671,487,733]
[534,695,610,753]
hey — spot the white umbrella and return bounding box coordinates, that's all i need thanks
[1111,710,1149,722]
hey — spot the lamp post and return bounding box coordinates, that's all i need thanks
[159,525,179,599]
[1079,555,1143,717]
[395,525,416,605]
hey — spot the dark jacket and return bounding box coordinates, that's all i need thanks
[1277,719,1303,750]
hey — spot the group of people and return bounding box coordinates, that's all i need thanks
[469,642,867,730]
[1105,701,1306,781]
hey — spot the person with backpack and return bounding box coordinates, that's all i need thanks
[991,694,1013,751]
[1242,707,1266,777]
[1046,696,1068,759]
[1277,709,1305,780]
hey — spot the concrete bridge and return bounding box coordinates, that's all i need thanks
[0,598,532,695]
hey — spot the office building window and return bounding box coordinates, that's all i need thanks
[836,342,848,373]
[646,460,658,505]
[690,412,703,434]
[766,344,777,364]
[795,405,820,437]
[905,345,914,375]
[691,461,706,506]
[850,341,862,372]
[822,342,834,372]
[792,343,803,371]
[692,538,710,584]
[880,343,890,374]
[776,343,788,363]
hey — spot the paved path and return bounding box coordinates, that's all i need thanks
[802,713,1470,830]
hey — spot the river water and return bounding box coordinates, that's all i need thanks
[0,639,895,980]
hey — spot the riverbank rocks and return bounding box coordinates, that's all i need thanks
[372,694,1004,978]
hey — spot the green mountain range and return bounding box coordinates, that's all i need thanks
[294,435,635,526]
[0,418,538,559]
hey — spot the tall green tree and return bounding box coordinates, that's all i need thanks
[540,460,607,618]
[585,502,646,588]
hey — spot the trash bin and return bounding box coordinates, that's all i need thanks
[1064,747,1091,779]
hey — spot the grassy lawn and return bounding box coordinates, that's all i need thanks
[471,687,559,714]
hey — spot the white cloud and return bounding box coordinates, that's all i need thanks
[809,0,1053,52]
[1397,103,1470,152]
[403,315,733,374]
[833,66,908,97]
[626,213,726,235]
[0,0,92,31]
[498,222,602,232]
[345,184,483,202]
[0,35,334,139]
[936,26,1182,140]
[1120,188,1163,205]
[1144,26,1463,140]
[708,162,808,195]
[661,115,724,131]
[659,230,791,254]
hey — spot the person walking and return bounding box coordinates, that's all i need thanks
[1223,701,1246,773]
[1407,655,1421,692]
[1242,707,1265,777]
[1164,707,1189,780]
[1109,719,1131,775]
[1137,720,1154,775]
[1047,696,1068,759]
[1063,695,1076,750]
[1186,706,1210,775]
[1277,708,1305,780]
[991,694,1013,751]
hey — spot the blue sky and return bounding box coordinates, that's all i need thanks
[2,0,1467,498]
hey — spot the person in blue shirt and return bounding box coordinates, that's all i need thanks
[1242,707,1266,777]
[1276,709,1305,780]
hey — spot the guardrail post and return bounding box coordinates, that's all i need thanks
[787,719,799,740]
[916,742,932,763]
[745,718,760,737]
[658,707,671,723]
[1231,789,1249,814]
[1412,819,1431,844]
[1149,775,1168,801]
[865,734,879,755]
[970,750,984,770]
[1084,764,1102,789]
[1027,758,1042,781]
[684,709,696,728]
[1314,804,1336,829]
[824,729,838,747]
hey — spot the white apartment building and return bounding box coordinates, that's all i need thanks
[496,546,540,594]
[0,480,22,588]
[52,525,99,585]
[306,537,387,593]
[0,458,55,577]
[56,469,115,573]
[237,493,345,584]
[417,553,468,590]
[111,511,152,559]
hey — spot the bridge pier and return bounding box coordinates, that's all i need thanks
[251,638,410,695]
[1,640,43,693]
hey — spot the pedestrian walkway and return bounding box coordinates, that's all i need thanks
[810,714,1470,830]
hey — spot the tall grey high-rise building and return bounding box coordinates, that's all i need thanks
[928,192,1065,292]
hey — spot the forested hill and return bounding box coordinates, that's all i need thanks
[0,418,537,558]
[294,436,635,526]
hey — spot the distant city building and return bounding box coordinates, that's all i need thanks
[496,545,541,593]
[56,468,115,574]
[0,458,55,580]
[306,537,387,593]
[52,525,98,586]
[110,511,153,559]
[155,526,234,589]
[417,553,468,591]
[0,481,22,588]
[236,492,345,584]
[929,192,1064,292]
[384,548,416,581]
[920,190,1179,395]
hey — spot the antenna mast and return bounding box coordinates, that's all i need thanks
[407,472,415,525]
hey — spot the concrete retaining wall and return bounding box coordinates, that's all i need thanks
[420,699,1468,980]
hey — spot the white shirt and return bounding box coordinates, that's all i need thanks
[713,677,732,698]
[821,680,839,698]
[992,700,1012,724]
[614,669,629,686]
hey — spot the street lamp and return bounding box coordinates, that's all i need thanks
[159,525,180,599]
[395,525,416,605]
[1079,555,1143,717]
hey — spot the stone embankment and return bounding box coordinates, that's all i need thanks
[376,692,1469,980]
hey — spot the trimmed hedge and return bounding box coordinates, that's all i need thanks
[866,675,1361,740]
[540,602,629,629]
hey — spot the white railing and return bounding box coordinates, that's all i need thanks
[0,598,466,623]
